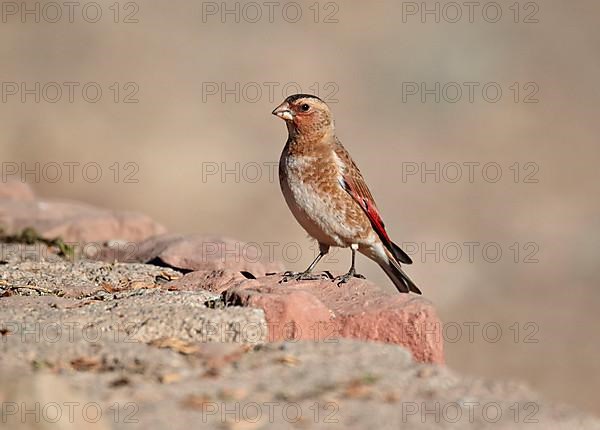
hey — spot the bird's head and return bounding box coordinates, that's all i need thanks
[272,94,334,141]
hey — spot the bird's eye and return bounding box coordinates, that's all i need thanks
[300,103,310,112]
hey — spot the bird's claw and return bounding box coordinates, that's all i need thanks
[334,270,365,286]
[279,271,330,283]
[322,270,334,279]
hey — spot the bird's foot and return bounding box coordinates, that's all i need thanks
[279,271,330,283]
[334,269,365,286]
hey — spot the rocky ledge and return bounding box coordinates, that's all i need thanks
[1,182,598,429]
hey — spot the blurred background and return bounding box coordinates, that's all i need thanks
[1,0,599,415]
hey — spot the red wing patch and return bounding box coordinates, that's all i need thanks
[341,176,393,249]
[363,198,392,246]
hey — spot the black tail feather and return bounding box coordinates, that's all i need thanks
[380,258,421,295]
[391,241,413,265]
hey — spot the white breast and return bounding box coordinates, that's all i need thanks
[279,152,355,247]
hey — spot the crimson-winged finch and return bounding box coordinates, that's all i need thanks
[273,94,421,294]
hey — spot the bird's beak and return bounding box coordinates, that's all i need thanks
[272,102,294,121]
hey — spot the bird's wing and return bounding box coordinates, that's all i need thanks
[333,141,392,244]
[334,140,413,265]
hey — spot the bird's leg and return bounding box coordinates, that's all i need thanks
[335,244,366,286]
[281,252,325,282]
[281,244,331,283]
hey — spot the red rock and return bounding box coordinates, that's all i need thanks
[0,199,165,243]
[163,269,247,292]
[129,234,284,275]
[0,181,35,201]
[222,280,333,342]
[217,274,444,364]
